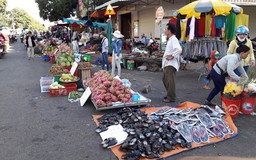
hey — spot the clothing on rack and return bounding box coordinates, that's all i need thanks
[182,37,227,63]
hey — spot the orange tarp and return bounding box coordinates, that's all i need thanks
[92,101,238,160]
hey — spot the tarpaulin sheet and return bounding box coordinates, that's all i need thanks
[92,101,238,160]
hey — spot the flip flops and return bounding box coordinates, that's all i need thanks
[102,137,118,148]
[198,125,209,142]
[191,126,201,143]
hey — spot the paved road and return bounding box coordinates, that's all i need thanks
[0,42,255,160]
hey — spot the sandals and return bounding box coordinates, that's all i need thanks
[191,126,201,143]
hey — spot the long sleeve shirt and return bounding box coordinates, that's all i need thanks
[227,38,255,66]
[101,37,108,53]
[162,35,182,71]
[213,53,248,81]
[112,39,122,56]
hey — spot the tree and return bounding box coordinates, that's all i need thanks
[0,0,7,13]
[0,0,7,26]
[35,0,78,21]
[11,8,45,30]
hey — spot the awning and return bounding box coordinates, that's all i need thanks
[62,18,107,28]
[95,0,137,10]
[90,10,106,18]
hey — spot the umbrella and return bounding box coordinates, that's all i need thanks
[106,19,113,54]
[178,0,242,19]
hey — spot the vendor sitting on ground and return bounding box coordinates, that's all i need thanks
[204,44,250,106]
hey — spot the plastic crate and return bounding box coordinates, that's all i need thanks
[40,77,54,86]
[41,85,50,93]
[42,55,50,61]
[49,83,77,96]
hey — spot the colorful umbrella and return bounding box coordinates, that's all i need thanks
[178,0,242,19]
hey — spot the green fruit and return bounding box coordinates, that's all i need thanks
[68,57,72,62]
[61,62,66,66]
[66,62,71,66]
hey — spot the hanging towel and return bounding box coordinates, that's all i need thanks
[198,16,205,37]
[211,13,216,37]
[189,16,195,41]
[214,15,226,29]
[180,19,187,41]
[205,14,212,36]
[225,13,236,41]
[235,14,249,28]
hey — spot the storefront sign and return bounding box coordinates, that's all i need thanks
[104,4,116,16]
[156,6,164,21]
[80,87,91,107]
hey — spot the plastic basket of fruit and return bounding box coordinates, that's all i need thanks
[49,83,77,96]
[59,74,80,83]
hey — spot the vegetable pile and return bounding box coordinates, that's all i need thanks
[78,62,92,69]
[69,91,83,100]
[49,64,70,76]
[56,52,75,67]
[84,70,132,107]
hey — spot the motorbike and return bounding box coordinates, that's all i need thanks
[0,41,5,59]
[147,38,159,54]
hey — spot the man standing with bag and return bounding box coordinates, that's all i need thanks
[26,31,36,60]
[162,23,182,103]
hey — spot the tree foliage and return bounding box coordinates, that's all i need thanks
[35,0,77,21]
[10,8,45,30]
[0,0,7,13]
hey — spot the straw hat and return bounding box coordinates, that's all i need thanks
[112,30,124,38]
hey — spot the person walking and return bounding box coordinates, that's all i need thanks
[227,25,255,73]
[111,30,124,77]
[26,31,36,60]
[162,23,182,103]
[204,44,250,106]
[100,31,109,71]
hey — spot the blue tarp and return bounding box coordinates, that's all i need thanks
[62,18,107,28]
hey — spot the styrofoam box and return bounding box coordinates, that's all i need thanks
[41,85,51,93]
[40,77,54,86]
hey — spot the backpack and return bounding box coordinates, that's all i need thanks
[97,37,106,52]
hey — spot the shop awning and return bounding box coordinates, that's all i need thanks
[62,18,107,28]
[95,0,137,10]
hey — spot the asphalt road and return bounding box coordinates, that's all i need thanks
[0,42,255,160]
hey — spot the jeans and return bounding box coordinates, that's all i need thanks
[206,69,226,102]
[102,52,109,71]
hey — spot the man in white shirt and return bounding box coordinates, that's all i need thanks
[162,23,182,102]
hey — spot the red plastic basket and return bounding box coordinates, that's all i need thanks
[49,83,77,96]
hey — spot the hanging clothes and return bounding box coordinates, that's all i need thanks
[185,18,192,37]
[194,18,199,38]
[180,19,187,41]
[169,17,177,25]
[214,15,226,29]
[198,16,206,37]
[189,16,195,41]
[211,13,216,37]
[235,14,249,28]
[225,13,236,41]
[205,14,212,36]
[176,18,181,40]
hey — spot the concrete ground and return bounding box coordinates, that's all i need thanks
[0,42,255,160]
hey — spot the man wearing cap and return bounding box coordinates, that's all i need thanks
[100,31,109,71]
[111,30,124,77]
